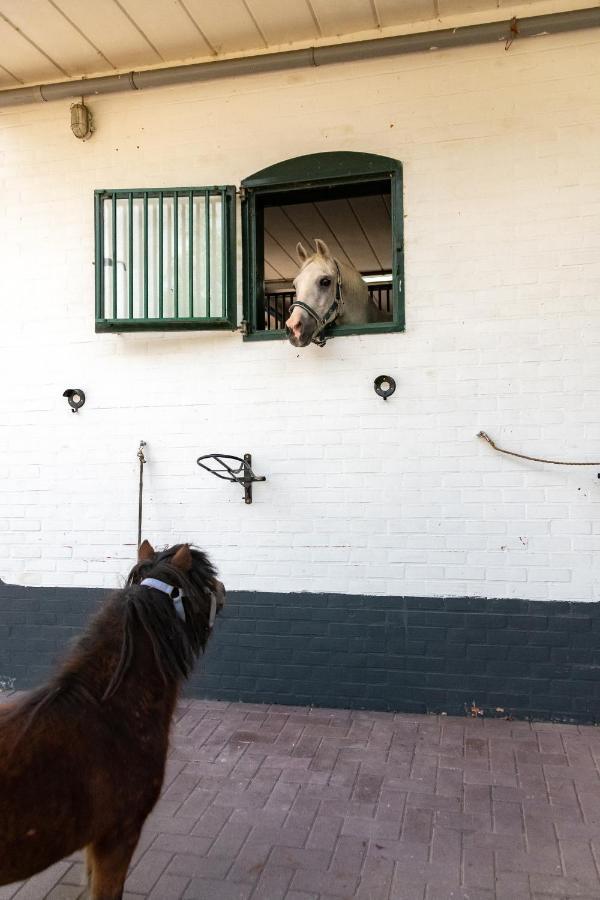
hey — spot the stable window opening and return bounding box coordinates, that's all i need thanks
[241,152,404,342]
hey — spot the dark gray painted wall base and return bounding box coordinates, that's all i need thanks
[1,582,599,724]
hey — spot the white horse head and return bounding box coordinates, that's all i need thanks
[285,239,342,347]
[285,239,387,347]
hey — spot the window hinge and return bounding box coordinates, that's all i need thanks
[238,318,249,336]
[238,187,247,202]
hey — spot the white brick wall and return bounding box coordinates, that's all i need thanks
[1,27,600,599]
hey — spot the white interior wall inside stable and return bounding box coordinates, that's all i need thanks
[1,28,599,600]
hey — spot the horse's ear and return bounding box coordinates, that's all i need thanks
[172,544,193,572]
[296,242,309,264]
[314,238,331,259]
[138,539,155,561]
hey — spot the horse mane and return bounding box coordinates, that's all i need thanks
[0,545,217,736]
[104,545,217,699]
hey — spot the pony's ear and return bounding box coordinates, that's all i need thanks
[314,238,331,258]
[138,539,155,561]
[172,544,193,572]
[296,242,309,263]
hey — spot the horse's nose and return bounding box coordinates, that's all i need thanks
[285,318,302,337]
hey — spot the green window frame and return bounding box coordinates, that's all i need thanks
[94,186,237,332]
[241,151,404,341]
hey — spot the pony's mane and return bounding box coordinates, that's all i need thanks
[0,545,217,736]
[105,544,217,699]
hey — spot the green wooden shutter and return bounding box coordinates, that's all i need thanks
[95,186,237,332]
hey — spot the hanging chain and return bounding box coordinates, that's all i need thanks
[137,441,147,548]
[505,17,519,51]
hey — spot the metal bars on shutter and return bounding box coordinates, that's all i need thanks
[95,186,236,332]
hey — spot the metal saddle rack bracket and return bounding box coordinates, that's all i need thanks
[196,453,266,504]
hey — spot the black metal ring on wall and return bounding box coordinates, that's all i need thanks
[374,375,396,400]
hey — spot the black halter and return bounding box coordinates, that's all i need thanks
[288,260,344,347]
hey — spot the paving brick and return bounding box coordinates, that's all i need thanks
[558,839,599,883]
[375,788,406,837]
[370,839,429,874]
[147,873,190,900]
[11,863,70,900]
[495,848,563,876]
[401,808,433,845]
[124,849,172,895]
[225,840,272,885]
[263,782,299,815]
[493,799,525,834]
[307,814,344,851]
[429,826,461,883]
[529,873,600,896]
[462,846,495,890]
[284,893,318,900]
[268,845,331,871]
[290,867,361,897]
[247,823,308,849]
[407,791,460,814]
[191,805,232,838]
[435,809,492,832]
[493,870,532,900]
[177,789,215,819]
[208,821,251,858]
[286,792,321,830]
[389,869,426,900]
[355,854,395,899]
[183,878,252,900]
[167,853,231,880]
[57,863,85,887]
[251,865,294,900]
[435,768,464,799]
[425,889,494,900]
[130,829,157,866]
[352,773,383,804]
[145,814,199,836]
[45,887,83,900]
[329,834,368,875]
[150,833,212,856]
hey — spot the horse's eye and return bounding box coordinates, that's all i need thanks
[320,277,331,288]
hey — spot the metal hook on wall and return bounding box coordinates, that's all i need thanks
[197,453,266,504]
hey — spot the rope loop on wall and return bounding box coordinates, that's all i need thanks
[477,431,600,466]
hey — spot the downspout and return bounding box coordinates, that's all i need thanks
[0,7,599,109]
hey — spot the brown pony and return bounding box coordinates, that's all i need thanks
[0,540,225,899]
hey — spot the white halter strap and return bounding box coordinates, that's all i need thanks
[140,577,217,628]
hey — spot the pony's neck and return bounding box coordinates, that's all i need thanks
[60,595,180,722]
[336,259,369,325]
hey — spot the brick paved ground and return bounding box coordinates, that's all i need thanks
[3,698,600,900]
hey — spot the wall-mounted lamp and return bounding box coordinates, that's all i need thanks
[70,101,94,141]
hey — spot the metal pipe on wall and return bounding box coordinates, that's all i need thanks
[0,7,599,109]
